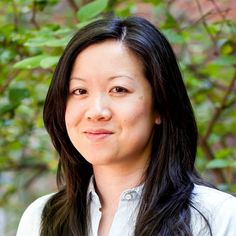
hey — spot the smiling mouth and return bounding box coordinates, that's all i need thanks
[84,130,114,141]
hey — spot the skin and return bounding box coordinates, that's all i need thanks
[65,40,160,236]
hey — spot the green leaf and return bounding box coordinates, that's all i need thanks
[114,3,134,18]
[231,161,236,168]
[215,148,231,159]
[206,159,229,169]
[77,0,108,22]
[77,17,102,29]
[24,38,52,47]
[40,56,60,68]
[220,42,234,55]
[44,37,71,47]
[0,104,17,115]
[162,29,185,44]
[53,28,73,36]
[14,55,47,69]
[8,88,30,105]
[210,55,236,66]
[143,0,162,4]
[25,36,70,48]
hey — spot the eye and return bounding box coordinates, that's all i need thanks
[72,88,87,95]
[110,86,129,94]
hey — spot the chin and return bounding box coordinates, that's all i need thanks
[83,155,118,166]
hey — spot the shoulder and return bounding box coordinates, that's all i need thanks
[192,184,236,210]
[16,193,55,236]
[193,184,235,201]
[191,184,236,235]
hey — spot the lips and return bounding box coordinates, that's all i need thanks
[83,129,114,141]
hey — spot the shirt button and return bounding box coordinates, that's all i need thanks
[124,193,132,200]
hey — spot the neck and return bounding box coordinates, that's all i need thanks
[93,164,145,209]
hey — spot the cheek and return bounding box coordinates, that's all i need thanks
[122,100,154,125]
[65,106,74,126]
[65,101,83,126]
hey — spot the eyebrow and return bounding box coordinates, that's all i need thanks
[70,76,85,81]
[70,75,134,81]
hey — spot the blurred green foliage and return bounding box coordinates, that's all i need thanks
[0,0,236,235]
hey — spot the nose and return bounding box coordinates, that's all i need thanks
[85,94,112,121]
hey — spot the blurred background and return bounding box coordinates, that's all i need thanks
[0,0,236,235]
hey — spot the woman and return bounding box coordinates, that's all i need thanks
[16,16,236,236]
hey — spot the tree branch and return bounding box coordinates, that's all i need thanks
[209,0,232,35]
[194,0,218,55]
[67,0,79,13]
[31,0,40,29]
[198,68,236,184]
[12,0,19,31]
[209,0,229,21]
[0,70,19,94]
[199,138,226,183]
[23,167,47,188]
[0,162,49,172]
[202,68,236,142]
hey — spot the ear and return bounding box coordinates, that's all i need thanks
[155,114,161,125]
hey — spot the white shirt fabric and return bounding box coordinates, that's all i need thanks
[16,182,236,236]
[86,178,143,236]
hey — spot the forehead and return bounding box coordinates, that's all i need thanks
[70,40,145,79]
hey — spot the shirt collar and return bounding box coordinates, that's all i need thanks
[87,176,144,203]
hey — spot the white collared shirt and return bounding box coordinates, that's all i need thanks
[16,182,236,236]
[86,178,143,236]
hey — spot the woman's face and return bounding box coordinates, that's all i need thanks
[65,40,160,168]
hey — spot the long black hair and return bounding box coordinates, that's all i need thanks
[42,16,210,235]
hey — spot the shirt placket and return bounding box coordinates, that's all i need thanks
[108,190,140,236]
